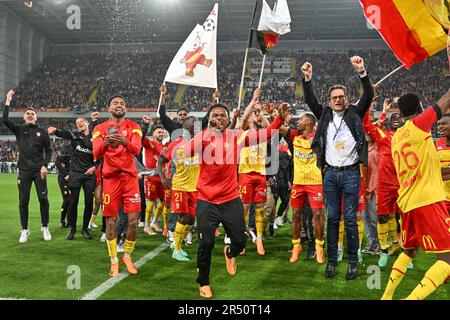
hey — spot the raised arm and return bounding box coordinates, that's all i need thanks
[300,62,323,119]
[158,84,179,134]
[351,56,374,118]
[3,90,19,135]
[48,127,76,140]
[362,110,383,143]
[241,88,262,131]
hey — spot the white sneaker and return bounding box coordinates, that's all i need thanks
[41,227,52,241]
[150,222,163,233]
[185,232,193,245]
[89,222,98,229]
[19,229,30,243]
[138,221,145,228]
[167,230,175,243]
[224,235,231,245]
[248,229,257,243]
[100,233,107,242]
[273,223,278,230]
[117,243,125,253]
[275,216,284,227]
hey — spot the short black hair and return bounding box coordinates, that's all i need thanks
[397,93,421,118]
[328,85,348,98]
[24,107,36,113]
[208,103,230,117]
[150,124,164,134]
[177,107,189,115]
[108,94,126,106]
[301,113,316,125]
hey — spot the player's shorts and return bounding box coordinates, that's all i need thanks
[171,190,198,216]
[401,201,450,253]
[291,184,324,209]
[95,166,102,188]
[376,184,399,215]
[164,188,171,206]
[145,176,164,200]
[102,173,141,217]
[238,172,267,204]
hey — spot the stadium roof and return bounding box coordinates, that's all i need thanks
[3,0,380,44]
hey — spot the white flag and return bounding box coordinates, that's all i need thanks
[164,3,218,89]
[257,0,291,35]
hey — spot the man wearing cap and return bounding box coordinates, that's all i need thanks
[3,90,52,243]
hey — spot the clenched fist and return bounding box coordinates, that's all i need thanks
[301,62,312,82]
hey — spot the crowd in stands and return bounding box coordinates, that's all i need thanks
[5,49,449,112]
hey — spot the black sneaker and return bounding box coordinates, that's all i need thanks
[81,229,93,240]
[307,246,316,259]
[60,221,67,228]
[283,215,291,224]
[67,229,76,240]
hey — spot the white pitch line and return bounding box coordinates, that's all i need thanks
[81,243,169,300]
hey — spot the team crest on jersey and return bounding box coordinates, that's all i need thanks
[122,130,128,136]
[36,132,41,137]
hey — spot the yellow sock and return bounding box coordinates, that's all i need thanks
[244,207,249,226]
[255,207,265,238]
[124,240,136,258]
[174,222,185,252]
[381,252,413,300]
[315,239,324,247]
[377,222,389,251]
[406,260,450,300]
[152,202,164,224]
[106,238,118,262]
[145,200,155,226]
[162,207,169,229]
[292,238,301,248]
[388,217,398,244]
[357,218,364,248]
[90,215,97,223]
[184,224,192,236]
[338,220,345,247]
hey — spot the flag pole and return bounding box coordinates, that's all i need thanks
[156,81,165,118]
[237,48,249,109]
[375,65,404,86]
[258,54,266,88]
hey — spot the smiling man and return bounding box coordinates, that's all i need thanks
[3,90,52,243]
[185,98,291,298]
[92,95,143,277]
[48,117,97,240]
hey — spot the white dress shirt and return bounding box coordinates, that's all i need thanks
[325,111,359,166]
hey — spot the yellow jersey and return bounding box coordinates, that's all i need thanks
[292,132,322,185]
[164,137,200,192]
[238,130,266,175]
[435,137,450,202]
[391,111,446,212]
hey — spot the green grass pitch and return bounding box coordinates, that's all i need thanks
[0,174,447,300]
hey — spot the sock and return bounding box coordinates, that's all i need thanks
[174,222,185,252]
[406,260,450,300]
[106,238,118,263]
[292,238,301,248]
[90,214,97,224]
[338,219,345,247]
[357,218,364,249]
[377,222,389,251]
[243,207,250,226]
[152,202,164,225]
[145,200,155,227]
[381,252,413,300]
[315,239,324,247]
[124,240,136,258]
[255,207,266,238]
[388,217,398,244]
[162,207,169,229]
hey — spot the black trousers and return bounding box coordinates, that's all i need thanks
[57,175,71,223]
[196,197,246,286]
[273,179,290,217]
[302,202,315,245]
[67,172,96,231]
[17,169,49,229]
[139,178,146,223]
